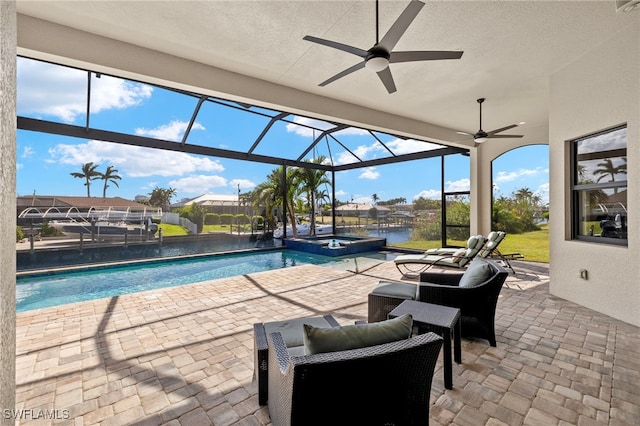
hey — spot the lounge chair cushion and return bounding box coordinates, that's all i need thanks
[303,314,413,355]
[470,235,485,249]
[459,258,494,288]
[452,247,467,262]
[478,231,506,258]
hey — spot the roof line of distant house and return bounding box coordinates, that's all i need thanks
[16,195,150,209]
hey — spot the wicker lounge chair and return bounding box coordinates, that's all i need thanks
[477,231,505,258]
[418,258,508,346]
[475,231,520,273]
[267,330,443,426]
[394,234,486,278]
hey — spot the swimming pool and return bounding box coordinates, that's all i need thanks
[16,249,348,312]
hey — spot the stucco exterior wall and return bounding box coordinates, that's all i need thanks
[0,0,17,421]
[549,21,640,326]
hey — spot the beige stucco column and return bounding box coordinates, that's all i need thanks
[470,143,494,236]
[0,1,17,422]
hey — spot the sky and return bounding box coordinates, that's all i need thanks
[16,57,549,207]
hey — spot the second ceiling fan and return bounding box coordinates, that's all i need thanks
[303,0,463,94]
[456,98,525,144]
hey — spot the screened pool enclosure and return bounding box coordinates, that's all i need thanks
[17,56,473,265]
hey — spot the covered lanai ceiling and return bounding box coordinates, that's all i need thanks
[16,1,639,155]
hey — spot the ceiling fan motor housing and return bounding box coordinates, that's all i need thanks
[365,46,391,72]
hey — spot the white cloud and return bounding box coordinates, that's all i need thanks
[285,116,367,137]
[495,167,546,183]
[534,182,550,204]
[135,120,205,142]
[21,146,35,158]
[413,179,470,200]
[336,144,377,165]
[358,167,380,180]
[335,189,347,197]
[48,140,225,177]
[17,57,152,123]
[335,150,358,165]
[231,179,256,191]
[352,196,371,204]
[445,178,471,192]
[414,189,441,200]
[142,182,158,191]
[169,175,228,194]
[334,137,442,164]
[90,76,153,114]
[384,138,442,155]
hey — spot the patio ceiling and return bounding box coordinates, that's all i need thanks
[16,1,638,157]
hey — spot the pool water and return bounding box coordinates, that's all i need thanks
[16,249,343,312]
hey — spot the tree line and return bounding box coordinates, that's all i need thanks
[69,160,547,238]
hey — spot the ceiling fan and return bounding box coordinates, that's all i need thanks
[303,0,463,94]
[456,98,525,143]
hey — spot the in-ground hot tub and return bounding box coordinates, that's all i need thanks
[283,235,386,257]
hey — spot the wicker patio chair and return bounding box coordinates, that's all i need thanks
[254,315,340,405]
[267,330,443,426]
[418,258,508,346]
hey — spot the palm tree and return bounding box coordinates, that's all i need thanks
[372,193,379,205]
[251,182,276,231]
[99,165,121,198]
[149,187,176,212]
[315,187,331,223]
[70,162,101,197]
[253,167,299,236]
[593,158,627,193]
[295,157,330,235]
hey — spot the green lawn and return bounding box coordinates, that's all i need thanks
[159,221,550,263]
[392,225,549,263]
[158,223,190,236]
[158,223,252,236]
[497,227,549,263]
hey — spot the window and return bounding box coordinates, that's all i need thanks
[571,125,627,245]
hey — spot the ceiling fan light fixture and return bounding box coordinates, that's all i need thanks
[365,56,390,72]
[474,136,488,143]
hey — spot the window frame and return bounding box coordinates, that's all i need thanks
[570,124,628,246]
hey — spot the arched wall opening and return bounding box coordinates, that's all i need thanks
[491,144,549,262]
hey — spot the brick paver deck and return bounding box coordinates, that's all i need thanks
[14,259,640,425]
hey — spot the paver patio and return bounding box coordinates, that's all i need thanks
[14,258,640,425]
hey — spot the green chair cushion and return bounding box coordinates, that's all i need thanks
[459,258,493,288]
[303,314,413,355]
